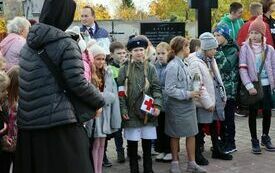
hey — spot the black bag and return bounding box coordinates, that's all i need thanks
[133,91,147,121]
[38,50,96,123]
[239,48,267,106]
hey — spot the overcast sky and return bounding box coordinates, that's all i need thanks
[89,0,153,16]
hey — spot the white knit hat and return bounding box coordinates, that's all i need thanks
[89,43,106,58]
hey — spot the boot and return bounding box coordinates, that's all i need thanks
[212,140,233,160]
[195,152,209,166]
[195,132,209,166]
[142,139,154,173]
[261,135,275,152]
[103,152,112,167]
[128,140,139,173]
[210,122,232,160]
[117,150,126,163]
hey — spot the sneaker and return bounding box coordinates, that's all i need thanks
[224,144,237,154]
[151,149,159,156]
[235,108,248,117]
[103,157,113,167]
[261,135,275,152]
[117,151,126,163]
[162,153,172,162]
[169,161,181,173]
[251,138,262,154]
[155,153,165,161]
[186,162,207,173]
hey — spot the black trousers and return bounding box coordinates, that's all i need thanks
[249,85,272,139]
[196,121,220,152]
[0,150,14,173]
[221,99,236,145]
[128,139,153,173]
[155,111,171,153]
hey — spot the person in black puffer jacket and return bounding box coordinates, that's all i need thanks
[13,0,105,173]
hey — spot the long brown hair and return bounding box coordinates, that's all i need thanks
[168,36,189,62]
[7,66,19,106]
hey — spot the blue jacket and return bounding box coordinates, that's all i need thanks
[80,22,109,39]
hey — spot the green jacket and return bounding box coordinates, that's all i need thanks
[215,39,239,100]
[117,61,162,128]
[219,14,244,41]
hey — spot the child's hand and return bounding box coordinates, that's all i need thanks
[95,108,102,118]
[152,108,160,117]
[248,88,257,96]
[122,114,130,120]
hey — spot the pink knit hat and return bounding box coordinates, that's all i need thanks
[248,16,266,36]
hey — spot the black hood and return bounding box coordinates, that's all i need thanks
[27,23,70,50]
[39,0,76,31]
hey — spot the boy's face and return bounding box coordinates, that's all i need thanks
[231,8,243,19]
[131,47,145,62]
[112,48,127,64]
[214,32,227,46]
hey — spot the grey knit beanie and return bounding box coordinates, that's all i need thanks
[199,32,218,50]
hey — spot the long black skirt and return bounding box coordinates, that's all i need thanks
[13,123,93,173]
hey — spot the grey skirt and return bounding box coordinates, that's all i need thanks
[165,97,198,137]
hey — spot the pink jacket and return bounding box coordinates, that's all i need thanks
[239,41,275,90]
[0,33,26,71]
[82,50,93,81]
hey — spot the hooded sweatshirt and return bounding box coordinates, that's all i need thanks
[0,33,26,71]
[219,14,244,41]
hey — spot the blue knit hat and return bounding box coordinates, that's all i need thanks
[213,24,231,40]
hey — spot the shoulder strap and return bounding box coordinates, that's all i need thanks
[38,49,67,92]
[258,47,268,76]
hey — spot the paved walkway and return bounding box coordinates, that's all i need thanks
[104,115,275,173]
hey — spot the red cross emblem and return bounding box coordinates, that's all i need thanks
[144,98,154,111]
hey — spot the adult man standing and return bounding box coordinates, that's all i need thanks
[219,2,244,41]
[80,6,110,54]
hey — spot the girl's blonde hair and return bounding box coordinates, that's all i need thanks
[7,66,19,105]
[156,42,170,52]
[0,71,10,91]
[124,49,150,96]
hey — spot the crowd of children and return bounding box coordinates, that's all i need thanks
[1,1,275,173]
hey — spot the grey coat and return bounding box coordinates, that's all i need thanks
[165,57,198,137]
[85,66,121,138]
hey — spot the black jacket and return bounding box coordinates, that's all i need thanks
[18,23,105,129]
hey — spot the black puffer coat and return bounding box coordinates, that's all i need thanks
[18,23,104,129]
